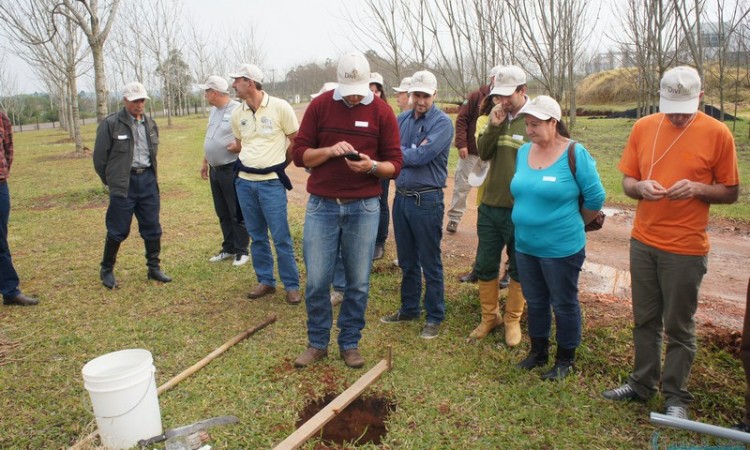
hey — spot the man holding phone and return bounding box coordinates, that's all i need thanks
[292,52,402,369]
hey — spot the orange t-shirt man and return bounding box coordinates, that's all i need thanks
[618,111,739,255]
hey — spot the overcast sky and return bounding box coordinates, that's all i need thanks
[6,0,627,94]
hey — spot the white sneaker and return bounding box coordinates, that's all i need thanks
[209,251,235,262]
[232,254,250,266]
[665,406,689,420]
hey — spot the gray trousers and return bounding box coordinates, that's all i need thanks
[627,238,707,407]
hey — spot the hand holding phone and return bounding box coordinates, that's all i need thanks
[343,152,362,161]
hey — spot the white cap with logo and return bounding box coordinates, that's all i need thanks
[337,53,371,97]
[659,66,701,114]
[393,77,412,93]
[228,64,264,83]
[490,65,527,96]
[198,75,229,94]
[520,95,562,121]
[311,82,339,99]
[123,82,150,101]
[408,70,437,95]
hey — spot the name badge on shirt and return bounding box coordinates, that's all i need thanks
[117,135,129,140]
[542,176,557,182]
[355,121,369,127]
[512,134,524,141]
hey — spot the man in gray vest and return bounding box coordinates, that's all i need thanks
[199,75,249,266]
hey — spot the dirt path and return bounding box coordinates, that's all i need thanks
[289,105,748,334]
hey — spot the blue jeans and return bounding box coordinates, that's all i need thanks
[303,195,379,351]
[235,178,299,290]
[392,190,446,324]
[0,182,20,300]
[332,250,345,292]
[516,248,585,350]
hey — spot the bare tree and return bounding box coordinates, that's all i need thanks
[0,0,87,151]
[53,0,122,123]
[505,0,595,127]
[704,0,750,119]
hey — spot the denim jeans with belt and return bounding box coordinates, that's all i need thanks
[392,189,445,324]
[0,182,20,300]
[302,195,379,351]
[515,247,585,350]
[235,177,299,290]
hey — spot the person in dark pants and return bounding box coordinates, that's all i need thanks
[734,277,750,432]
[198,75,249,267]
[93,82,172,289]
[370,72,390,261]
[0,111,38,306]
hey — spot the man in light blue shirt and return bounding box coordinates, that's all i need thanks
[198,75,249,267]
[380,70,454,339]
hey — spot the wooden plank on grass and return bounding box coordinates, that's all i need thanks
[273,359,390,450]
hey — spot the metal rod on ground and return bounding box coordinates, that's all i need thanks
[650,412,750,444]
[273,359,391,450]
[70,316,277,450]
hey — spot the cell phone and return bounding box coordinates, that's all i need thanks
[343,152,362,161]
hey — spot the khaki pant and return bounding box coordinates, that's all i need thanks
[627,238,707,407]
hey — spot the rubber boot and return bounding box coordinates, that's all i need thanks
[100,236,121,289]
[145,239,172,283]
[468,278,502,340]
[516,337,549,370]
[503,279,525,347]
[541,347,576,381]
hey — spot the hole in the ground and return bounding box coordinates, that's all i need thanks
[295,393,395,447]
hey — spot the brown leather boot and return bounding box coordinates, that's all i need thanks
[468,278,501,340]
[503,279,526,347]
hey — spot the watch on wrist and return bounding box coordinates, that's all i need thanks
[367,161,378,175]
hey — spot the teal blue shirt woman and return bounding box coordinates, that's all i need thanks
[510,95,605,381]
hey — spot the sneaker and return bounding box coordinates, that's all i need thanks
[665,406,689,420]
[380,311,418,324]
[731,422,750,433]
[330,290,344,306]
[294,347,328,368]
[209,251,234,262]
[602,384,640,401]
[446,220,458,233]
[420,322,440,339]
[373,244,385,260]
[232,254,250,266]
[392,259,399,267]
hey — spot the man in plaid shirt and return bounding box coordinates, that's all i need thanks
[0,111,38,306]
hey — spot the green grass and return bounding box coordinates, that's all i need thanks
[0,114,747,449]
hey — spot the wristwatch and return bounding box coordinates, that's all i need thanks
[367,161,378,175]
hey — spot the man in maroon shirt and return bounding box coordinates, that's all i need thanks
[0,111,38,306]
[291,52,403,369]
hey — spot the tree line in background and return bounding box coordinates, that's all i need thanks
[1,0,749,153]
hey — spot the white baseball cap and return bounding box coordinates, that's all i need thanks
[488,65,502,79]
[659,66,701,114]
[228,64,264,83]
[337,53,371,97]
[490,65,526,96]
[468,160,490,187]
[408,70,438,95]
[123,82,150,101]
[369,72,384,86]
[198,75,229,94]
[520,95,562,121]
[310,82,339,99]
[393,77,412,93]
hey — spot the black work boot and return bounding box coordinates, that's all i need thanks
[541,347,576,381]
[516,337,549,370]
[100,236,121,289]
[145,239,172,283]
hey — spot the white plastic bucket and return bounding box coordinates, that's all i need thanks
[82,349,163,449]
